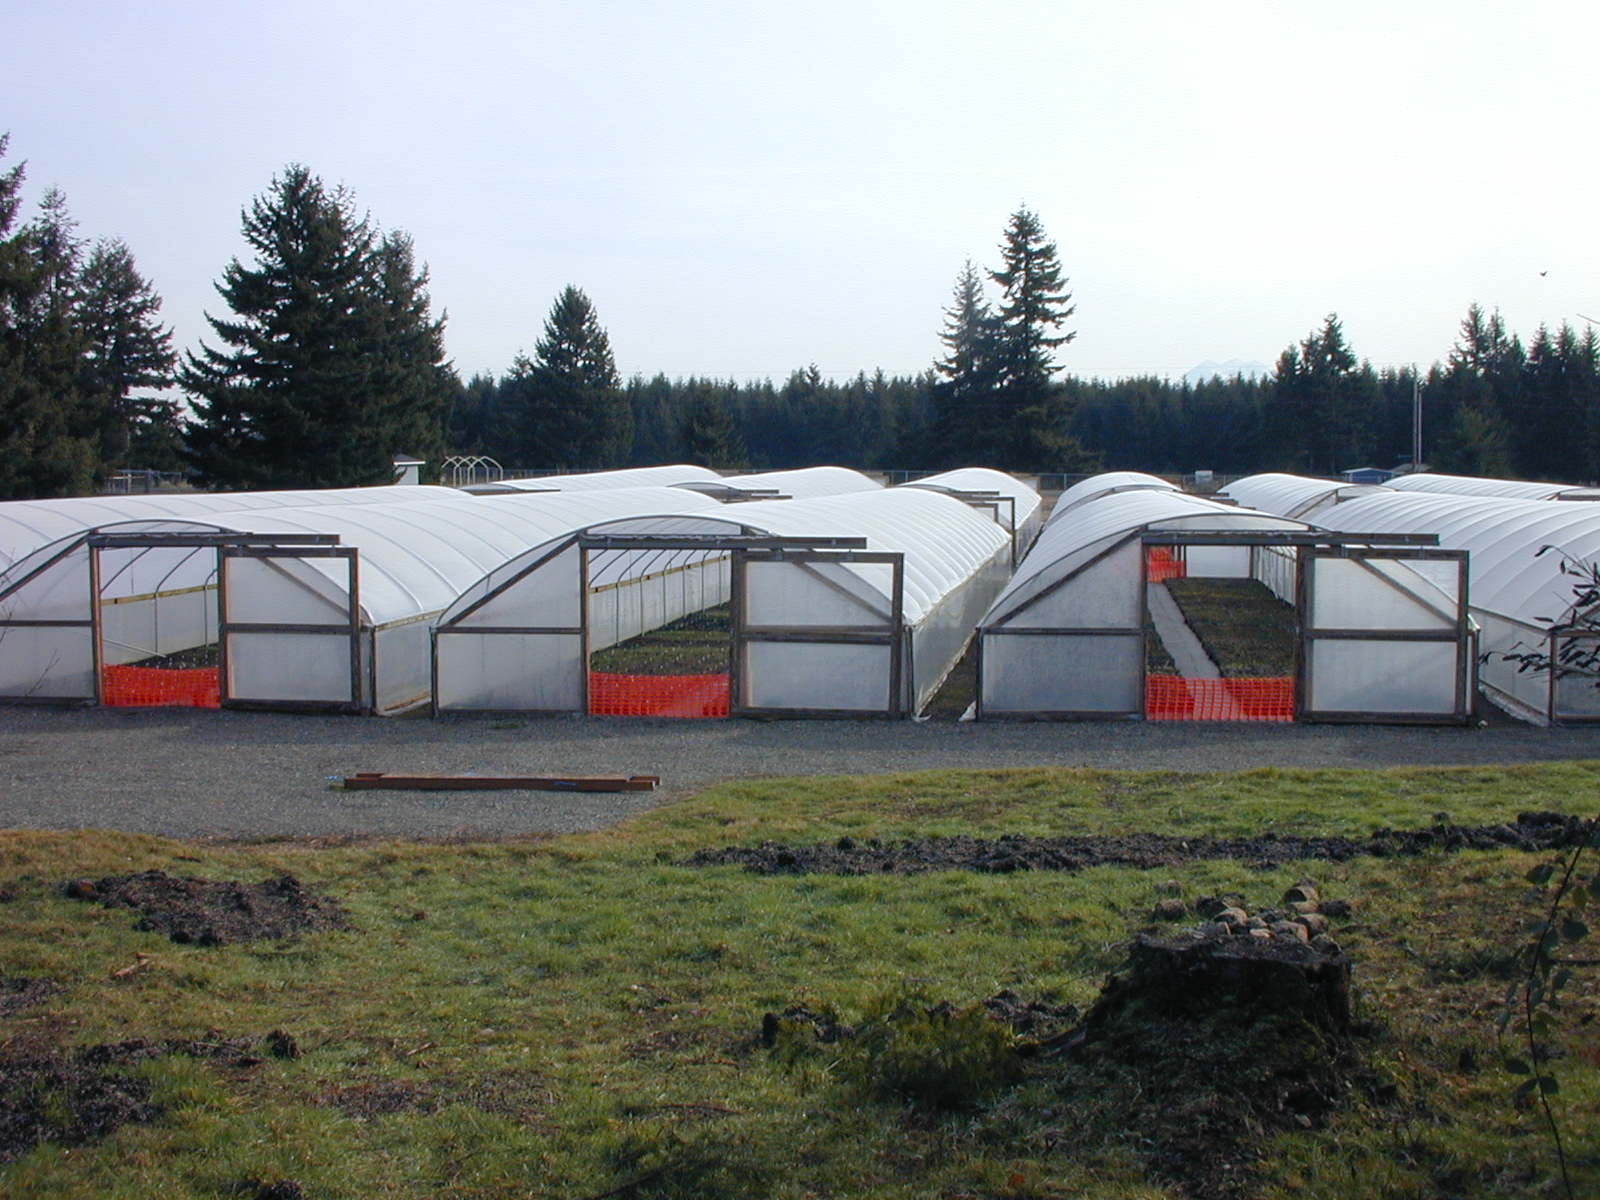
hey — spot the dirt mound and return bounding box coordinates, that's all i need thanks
[686,811,1589,875]
[64,870,348,945]
[0,1050,157,1164]
[0,977,62,1017]
[1057,901,1366,1199]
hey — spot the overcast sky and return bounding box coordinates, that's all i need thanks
[6,1,1597,384]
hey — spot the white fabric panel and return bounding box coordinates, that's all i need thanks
[227,632,353,702]
[1309,558,1455,631]
[452,541,584,630]
[1,541,92,622]
[589,557,730,650]
[675,466,882,500]
[1049,472,1178,524]
[0,626,94,699]
[909,544,1011,711]
[901,469,1043,534]
[373,623,434,714]
[100,588,217,664]
[981,633,1143,714]
[743,641,890,711]
[1184,546,1252,578]
[1387,473,1600,501]
[224,556,349,625]
[1012,537,1143,630]
[1254,545,1297,603]
[745,560,885,627]
[1474,613,1553,723]
[434,633,584,711]
[1553,644,1600,718]
[1306,640,1458,714]
[1218,474,1390,519]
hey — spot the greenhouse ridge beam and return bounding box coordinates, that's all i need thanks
[87,532,342,549]
[1145,531,1439,547]
[577,534,868,552]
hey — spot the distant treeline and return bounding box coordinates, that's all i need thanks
[448,304,1600,482]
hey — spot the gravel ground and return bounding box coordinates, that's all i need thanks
[4,706,1600,841]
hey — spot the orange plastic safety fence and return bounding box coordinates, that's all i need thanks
[1146,547,1187,582]
[1145,674,1294,722]
[588,672,730,718]
[101,665,221,709]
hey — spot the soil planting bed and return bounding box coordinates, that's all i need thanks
[64,870,349,945]
[687,810,1591,875]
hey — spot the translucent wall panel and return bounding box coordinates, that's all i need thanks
[100,588,217,665]
[589,557,730,651]
[981,633,1143,715]
[1475,614,1551,723]
[0,626,94,699]
[1,542,91,623]
[374,622,434,714]
[1254,545,1297,604]
[1184,546,1252,578]
[1305,640,1459,715]
[224,557,348,625]
[744,560,885,627]
[451,542,582,630]
[227,632,354,703]
[1553,637,1600,720]
[909,549,1010,712]
[743,642,891,711]
[1010,538,1142,630]
[1309,558,1456,632]
[434,633,584,711]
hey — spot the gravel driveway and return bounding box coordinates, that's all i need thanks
[5,707,1600,841]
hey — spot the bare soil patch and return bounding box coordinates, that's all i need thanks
[686,810,1590,875]
[63,870,349,945]
[0,978,62,1018]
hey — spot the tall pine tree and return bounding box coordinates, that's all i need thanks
[502,286,629,468]
[76,237,176,470]
[929,260,999,465]
[181,165,453,489]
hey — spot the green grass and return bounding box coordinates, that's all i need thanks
[0,763,1597,1198]
[1166,578,1298,676]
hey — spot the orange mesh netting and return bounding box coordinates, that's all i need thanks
[1145,674,1293,722]
[1146,547,1187,582]
[589,672,730,718]
[101,665,221,709]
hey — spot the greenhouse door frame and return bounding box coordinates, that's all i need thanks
[218,540,361,713]
[1293,544,1472,724]
[731,546,906,718]
[577,533,871,717]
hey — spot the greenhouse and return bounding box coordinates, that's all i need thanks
[1048,470,1178,524]
[974,487,1472,723]
[0,487,724,715]
[463,464,720,495]
[1217,473,1391,521]
[1387,472,1600,502]
[0,485,470,571]
[433,487,1012,718]
[1317,490,1600,723]
[901,468,1044,561]
[671,466,882,502]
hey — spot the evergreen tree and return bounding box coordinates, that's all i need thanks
[929,260,999,465]
[0,156,96,498]
[1431,304,1522,477]
[181,164,451,489]
[503,286,628,468]
[1265,314,1380,473]
[678,380,746,467]
[986,208,1096,471]
[76,237,176,469]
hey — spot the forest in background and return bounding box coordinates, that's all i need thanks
[4,133,1600,497]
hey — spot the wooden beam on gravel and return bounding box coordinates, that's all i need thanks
[340,773,661,793]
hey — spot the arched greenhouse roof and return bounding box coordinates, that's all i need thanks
[0,485,470,571]
[1218,473,1390,520]
[2,487,726,630]
[1387,472,1600,501]
[1048,471,1179,523]
[985,490,1308,626]
[443,487,1009,630]
[672,466,882,500]
[900,468,1042,528]
[464,465,720,494]
[1319,491,1600,626]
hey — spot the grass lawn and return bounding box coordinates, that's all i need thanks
[1166,579,1298,677]
[1,763,1597,1198]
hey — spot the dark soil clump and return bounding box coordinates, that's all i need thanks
[687,811,1590,875]
[0,1050,157,1164]
[64,870,348,945]
[0,977,62,1018]
[319,1070,547,1122]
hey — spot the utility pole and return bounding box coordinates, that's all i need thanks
[1411,372,1423,470]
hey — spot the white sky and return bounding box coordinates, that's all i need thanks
[6,1,1598,383]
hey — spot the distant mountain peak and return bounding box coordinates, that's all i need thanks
[1183,359,1271,385]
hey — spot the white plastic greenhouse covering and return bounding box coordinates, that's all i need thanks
[434,487,1012,717]
[0,487,725,714]
[671,466,883,501]
[463,465,720,495]
[900,468,1044,557]
[1387,472,1600,502]
[1048,471,1178,524]
[1317,490,1600,723]
[0,486,470,571]
[975,488,1472,722]
[1218,473,1391,521]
